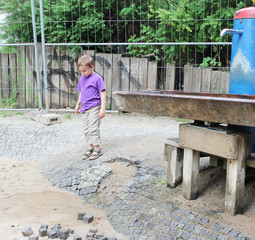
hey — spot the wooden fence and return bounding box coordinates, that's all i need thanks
[183,65,230,93]
[0,45,230,109]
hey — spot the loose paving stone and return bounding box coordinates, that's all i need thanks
[108,236,117,240]
[38,228,47,237]
[89,226,98,233]
[73,234,82,240]
[67,228,74,234]
[47,229,58,239]
[22,226,33,236]
[52,223,62,231]
[40,224,48,230]
[57,228,69,239]
[86,232,95,238]
[83,214,94,223]
[28,234,39,240]
[78,212,85,220]
[95,232,104,239]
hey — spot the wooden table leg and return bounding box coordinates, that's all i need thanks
[165,144,183,188]
[225,134,249,215]
[182,148,200,200]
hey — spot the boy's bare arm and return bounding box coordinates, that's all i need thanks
[75,93,81,114]
[99,90,106,119]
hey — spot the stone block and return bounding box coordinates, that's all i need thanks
[57,228,69,239]
[89,227,98,233]
[95,232,104,239]
[83,214,94,223]
[67,228,74,234]
[22,227,33,236]
[40,224,48,230]
[47,229,58,239]
[31,112,62,126]
[78,212,85,220]
[52,223,62,231]
[73,234,82,240]
[28,234,39,240]
[38,228,47,237]
[86,232,95,238]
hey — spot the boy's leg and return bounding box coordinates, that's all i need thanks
[87,105,103,160]
[87,105,102,146]
[82,112,94,159]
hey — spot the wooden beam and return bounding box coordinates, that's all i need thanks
[179,124,239,159]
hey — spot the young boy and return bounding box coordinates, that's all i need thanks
[75,55,106,160]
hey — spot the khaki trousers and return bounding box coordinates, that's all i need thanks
[82,105,102,145]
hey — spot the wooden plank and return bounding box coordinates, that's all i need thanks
[17,46,26,108]
[104,54,113,109]
[68,51,77,108]
[139,58,148,89]
[179,124,239,159]
[9,53,17,105]
[147,61,157,89]
[45,46,55,108]
[1,54,9,99]
[112,90,255,127]
[120,57,130,91]
[36,43,44,107]
[192,67,202,92]
[165,141,183,188]
[221,71,230,93]
[111,54,121,110]
[184,65,193,91]
[130,57,140,91]
[247,156,255,168]
[182,148,200,200]
[211,70,221,93]
[0,54,2,102]
[82,50,95,58]
[225,133,249,215]
[25,46,35,107]
[95,53,104,77]
[201,68,212,92]
[60,48,70,108]
[165,63,175,90]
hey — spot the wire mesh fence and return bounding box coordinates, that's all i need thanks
[0,0,254,110]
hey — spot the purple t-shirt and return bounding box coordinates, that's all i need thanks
[77,72,105,113]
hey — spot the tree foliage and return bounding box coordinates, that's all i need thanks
[0,0,253,65]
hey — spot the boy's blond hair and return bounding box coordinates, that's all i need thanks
[77,55,94,68]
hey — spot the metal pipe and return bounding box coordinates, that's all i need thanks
[0,43,35,46]
[220,29,243,37]
[45,42,232,46]
[39,0,49,113]
[31,0,43,110]
[0,109,41,112]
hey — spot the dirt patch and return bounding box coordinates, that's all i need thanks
[96,161,137,205]
[0,156,127,240]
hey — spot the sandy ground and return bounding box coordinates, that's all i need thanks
[0,156,126,240]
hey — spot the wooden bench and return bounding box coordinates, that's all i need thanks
[165,124,252,215]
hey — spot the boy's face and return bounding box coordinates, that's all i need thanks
[79,65,94,77]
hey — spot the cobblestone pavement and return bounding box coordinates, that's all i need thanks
[0,112,255,240]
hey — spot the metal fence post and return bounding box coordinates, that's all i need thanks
[30,0,42,110]
[39,0,49,113]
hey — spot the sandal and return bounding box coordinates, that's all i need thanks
[82,149,94,160]
[89,149,103,160]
